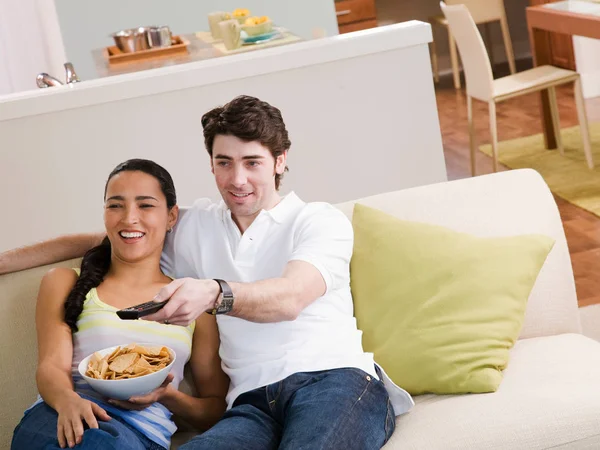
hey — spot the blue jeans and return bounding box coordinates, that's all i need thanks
[11,402,165,450]
[180,367,395,450]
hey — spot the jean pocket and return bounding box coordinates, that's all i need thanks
[384,398,396,443]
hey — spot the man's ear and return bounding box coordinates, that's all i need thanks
[210,159,215,175]
[275,151,287,174]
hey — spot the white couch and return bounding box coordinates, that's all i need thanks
[1,169,599,449]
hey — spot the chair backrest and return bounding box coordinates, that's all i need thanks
[440,1,494,101]
[446,0,506,24]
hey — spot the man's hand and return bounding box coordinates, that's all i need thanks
[108,373,174,411]
[143,278,221,326]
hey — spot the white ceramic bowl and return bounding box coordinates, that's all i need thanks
[241,19,273,37]
[77,344,176,400]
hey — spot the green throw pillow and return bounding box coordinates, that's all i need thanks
[350,203,555,395]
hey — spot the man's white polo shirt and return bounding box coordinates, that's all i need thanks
[161,192,414,415]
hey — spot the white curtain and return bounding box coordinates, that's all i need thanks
[0,0,66,95]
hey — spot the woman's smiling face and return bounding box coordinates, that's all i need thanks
[103,170,177,263]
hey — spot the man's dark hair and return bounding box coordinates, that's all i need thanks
[201,95,291,190]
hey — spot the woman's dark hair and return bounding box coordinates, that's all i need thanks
[64,159,176,331]
[201,95,291,190]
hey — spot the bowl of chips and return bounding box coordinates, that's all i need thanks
[78,343,176,400]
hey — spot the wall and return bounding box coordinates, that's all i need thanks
[53,0,339,81]
[574,37,600,99]
[376,0,532,75]
[0,0,67,94]
[0,23,447,252]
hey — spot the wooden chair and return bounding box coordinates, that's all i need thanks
[440,1,593,175]
[430,0,516,89]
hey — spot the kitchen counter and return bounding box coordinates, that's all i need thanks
[91,31,302,79]
[0,21,445,252]
[0,21,432,121]
[92,33,220,78]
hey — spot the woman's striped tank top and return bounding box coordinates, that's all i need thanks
[30,271,194,449]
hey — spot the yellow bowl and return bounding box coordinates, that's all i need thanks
[241,20,273,37]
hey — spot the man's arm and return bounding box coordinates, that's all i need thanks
[0,232,105,275]
[228,260,326,322]
[145,205,352,325]
[145,260,326,325]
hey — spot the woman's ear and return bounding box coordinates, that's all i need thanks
[167,205,179,231]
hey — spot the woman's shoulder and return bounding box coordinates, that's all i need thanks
[43,266,79,279]
[40,267,79,292]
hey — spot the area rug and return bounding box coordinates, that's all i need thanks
[580,304,600,342]
[479,124,600,218]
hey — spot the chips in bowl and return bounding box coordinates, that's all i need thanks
[78,343,176,400]
[85,344,171,380]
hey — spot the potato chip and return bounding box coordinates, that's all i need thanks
[128,357,152,374]
[87,360,98,374]
[99,359,109,379]
[91,352,104,364]
[109,353,139,373]
[107,346,122,361]
[84,343,172,380]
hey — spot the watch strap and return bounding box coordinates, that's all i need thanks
[211,279,234,315]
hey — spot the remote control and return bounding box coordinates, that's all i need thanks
[116,300,169,320]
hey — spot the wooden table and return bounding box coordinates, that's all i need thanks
[527,0,600,149]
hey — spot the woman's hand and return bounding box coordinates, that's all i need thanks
[55,393,111,448]
[108,373,174,411]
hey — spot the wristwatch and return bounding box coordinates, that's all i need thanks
[210,279,234,315]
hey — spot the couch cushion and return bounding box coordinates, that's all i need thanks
[0,258,82,450]
[336,169,582,340]
[0,258,201,450]
[382,333,600,449]
[350,203,554,395]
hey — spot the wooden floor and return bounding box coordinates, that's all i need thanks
[435,59,600,308]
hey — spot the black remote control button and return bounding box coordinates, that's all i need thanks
[116,300,169,320]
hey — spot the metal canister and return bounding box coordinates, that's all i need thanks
[111,27,150,53]
[147,26,172,48]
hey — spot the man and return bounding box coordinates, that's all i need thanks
[1,95,414,449]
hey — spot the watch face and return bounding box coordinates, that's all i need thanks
[216,294,234,314]
[212,279,234,314]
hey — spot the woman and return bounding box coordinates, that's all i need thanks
[11,159,229,450]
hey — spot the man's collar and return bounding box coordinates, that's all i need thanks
[263,191,303,224]
[219,191,304,225]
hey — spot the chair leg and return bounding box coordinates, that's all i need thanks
[467,95,476,176]
[574,77,594,169]
[448,27,461,89]
[500,16,516,74]
[548,86,564,155]
[430,41,440,83]
[489,101,499,173]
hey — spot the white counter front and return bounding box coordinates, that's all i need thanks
[0,21,447,252]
